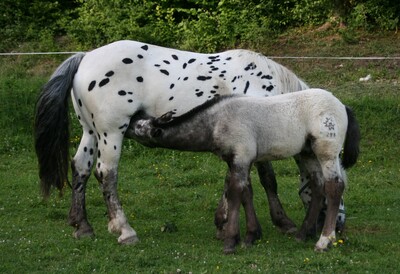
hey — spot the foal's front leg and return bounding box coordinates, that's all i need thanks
[223,164,249,254]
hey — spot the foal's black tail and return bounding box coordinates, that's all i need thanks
[342,106,361,169]
[34,53,86,198]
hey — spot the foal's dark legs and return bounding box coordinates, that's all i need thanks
[255,161,297,234]
[215,170,262,246]
[223,163,259,254]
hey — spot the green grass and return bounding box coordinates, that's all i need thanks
[1,30,399,273]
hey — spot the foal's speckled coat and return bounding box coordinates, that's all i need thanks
[129,89,360,253]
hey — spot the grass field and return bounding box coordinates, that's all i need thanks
[0,30,399,273]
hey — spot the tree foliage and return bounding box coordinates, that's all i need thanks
[1,0,399,52]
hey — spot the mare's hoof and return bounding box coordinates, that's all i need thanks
[277,221,297,234]
[118,235,140,245]
[73,225,95,239]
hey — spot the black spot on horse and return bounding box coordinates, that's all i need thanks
[197,76,212,81]
[225,57,232,61]
[78,99,82,107]
[99,78,110,87]
[88,81,96,91]
[209,55,220,60]
[266,85,274,91]
[171,54,179,60]
[213,85,219,89]
[160,69,169,76]
[90,148,94,155]
[88,161,91,168]
[183,63,187,69]
[128,99,133,103]
[244,62,257,71]
[169,96,174,101]
[170,83,175,89]
[210,90,217,94]
[196,91,204,97]
[231,76,237,83]
[137,76,144,82]
[243,81,250,94]
[122,58,133,64]
[154,64,161,67]
[183,77,189,81]
[104,139,107,145]
[77,115,81,120]
[105,71,114,77]
[141,45,149,51]
[188,58,196,64]
[137,54,143,59]
[163,60,170,64]
[118,90,127,96]
[89,130,94,135]
[262,75,273,80]
[84,147,87,152]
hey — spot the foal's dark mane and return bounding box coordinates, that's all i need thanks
[154,95,238,128]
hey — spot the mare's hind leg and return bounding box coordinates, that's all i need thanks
[94,132,138,244]
[255,161,297,234]
[69,130,96,238]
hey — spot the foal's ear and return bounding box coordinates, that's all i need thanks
[151,128,162,138]
[157,111,174,124]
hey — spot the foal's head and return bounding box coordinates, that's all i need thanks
[130,111,174,143]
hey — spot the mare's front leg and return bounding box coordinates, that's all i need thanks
[255,161,297,234]
[69,130,96,238]
[94,132,139,244]
[296,172,324,242]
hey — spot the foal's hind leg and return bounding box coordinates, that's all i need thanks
[315,159,345,252]
[255,161,297,234]
[69,130,96,238]
[94,132,138,244]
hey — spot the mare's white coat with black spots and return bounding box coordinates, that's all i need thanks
[34,40,339,246]
[130,89,360,252]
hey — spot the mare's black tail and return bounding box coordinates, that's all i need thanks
[342,106,361,169]
[34,53,85,198]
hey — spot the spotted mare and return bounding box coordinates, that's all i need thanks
[128,89,360,253]
[34,40,341,245]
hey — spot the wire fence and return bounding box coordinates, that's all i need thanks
[1,51,400,60]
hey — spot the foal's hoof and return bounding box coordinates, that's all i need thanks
[223,238,239,255]
[216,229,225,241]
[314,237,333,252]
[118,235,140,245]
